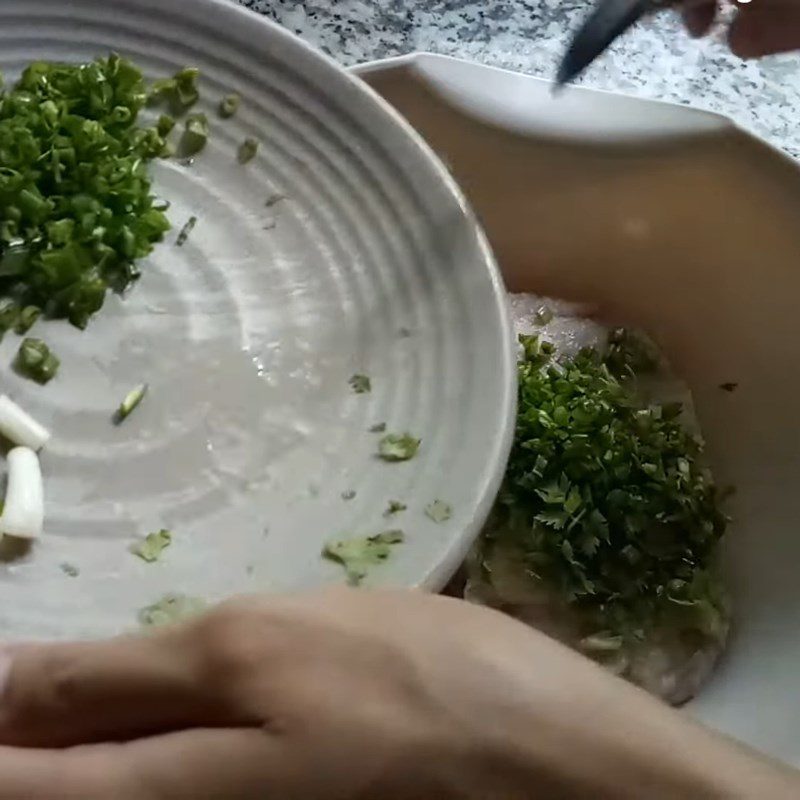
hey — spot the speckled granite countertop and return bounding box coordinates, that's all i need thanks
[239,0,799,157]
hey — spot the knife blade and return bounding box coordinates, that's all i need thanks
[556,0,678,87]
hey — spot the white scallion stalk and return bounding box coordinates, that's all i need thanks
[0,447,44,540]
[0,395,50,451]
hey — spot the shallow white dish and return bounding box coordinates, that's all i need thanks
[0,7,515,639]
[355,52,800,765]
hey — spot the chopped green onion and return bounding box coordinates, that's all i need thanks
[157,114,176,137]
[0,243,29,277]
[180,113,208,156]
[116,383,148,423]
[322,530,404,586]
[425,500,452,523]
[148,67,200,114]
[535,305,553,325]
[349,374,371,394]
[14,306,40,335]
[369,422,387,433]
[176,216,197,246]
[378,433,420,462]
[15,338,59,384]
[0,394,51,450]
[130,529,172,563]
[0,446,43,539]
[0,55,173,329]
[237,137,258,164]
[174,68,200,109]
[219,93,241,118]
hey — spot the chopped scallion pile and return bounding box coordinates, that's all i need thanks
[0,55,176,330]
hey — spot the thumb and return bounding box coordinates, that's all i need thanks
[0,612,257,747]
[728,1,800,57]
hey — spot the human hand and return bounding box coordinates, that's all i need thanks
[683,0,800,57]
[0,588,798,799]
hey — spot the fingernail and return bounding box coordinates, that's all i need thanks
[0,645,12,700]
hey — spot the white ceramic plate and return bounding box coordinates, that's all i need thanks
[0,8,515,640]
[356,52,800,765]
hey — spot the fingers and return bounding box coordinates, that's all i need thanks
[0,729,281,800]
[110,728,282,800]
[0,743,126,799]
[0,614,259,747]
[728,0,800,57]
[682,0,717,38]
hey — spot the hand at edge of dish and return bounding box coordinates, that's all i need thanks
[0,588,798,800]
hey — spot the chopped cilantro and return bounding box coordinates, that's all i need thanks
[176,216,197,246]
[349,373,371,394]
[115,383,148,423]
[425,500,452,523]
[15,338,59,384]
[131,529,172,563]
[378,433,420,462]
[486,331,728,639]
[323,530,404,585]
[0,56,174,330]
[219,93,241,119]
[385,500,407,516]
[138,593,206,627]
[237,137,259,164]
